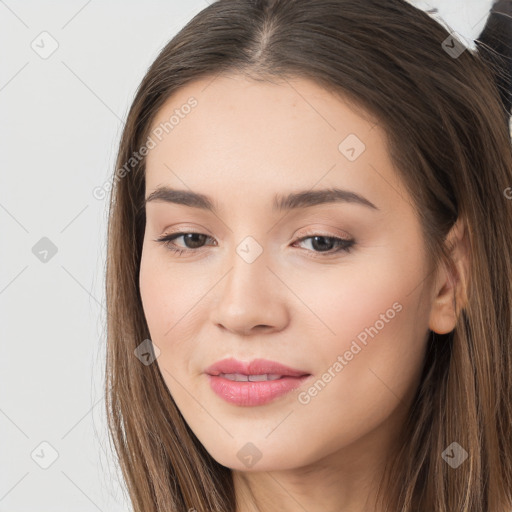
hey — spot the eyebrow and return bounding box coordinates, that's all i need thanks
[145,186,379,212]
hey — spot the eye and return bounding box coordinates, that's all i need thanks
[292,233,355,257]
[154,232,216,256]
[154,231,355,257]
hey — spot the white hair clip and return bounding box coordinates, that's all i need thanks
[403,0,495,52]
[405,0,512,127]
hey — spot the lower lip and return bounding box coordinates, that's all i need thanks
[207,374,311,406]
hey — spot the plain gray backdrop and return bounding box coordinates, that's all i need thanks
[0,0,493,510]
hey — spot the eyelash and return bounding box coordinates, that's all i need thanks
[154,230,355,259]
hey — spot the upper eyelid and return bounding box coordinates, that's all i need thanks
[159,222,352,238]
[158,229,351,241]
[159,230,216,243]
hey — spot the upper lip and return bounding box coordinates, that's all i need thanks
[205,358,310,377]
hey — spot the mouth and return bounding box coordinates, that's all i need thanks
[205,357,310,378]
[217,373,286,381]
[204,357,312,406]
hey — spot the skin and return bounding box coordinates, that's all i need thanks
[138,73,468,512]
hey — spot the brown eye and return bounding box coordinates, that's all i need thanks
[293,234,355,256]
[175,233,209,249]
[155,232,215,255]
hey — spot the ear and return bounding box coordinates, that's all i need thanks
[428,217,470,335]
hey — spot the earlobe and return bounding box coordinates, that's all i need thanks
[428,217,470,335]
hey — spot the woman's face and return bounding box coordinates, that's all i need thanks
[139,73,437,472]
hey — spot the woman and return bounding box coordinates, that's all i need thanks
[104,0,512,510]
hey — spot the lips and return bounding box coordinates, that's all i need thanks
[204,357,310,378]
[204,357,312,406]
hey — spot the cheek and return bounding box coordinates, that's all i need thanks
[291,246,430,407]
[139,248,202,339]
[138,248,209,385]
[286,284,427,462]
[291,247,427,350]
[139,251,168,337]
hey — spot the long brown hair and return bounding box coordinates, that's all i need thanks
[104,1,512,510]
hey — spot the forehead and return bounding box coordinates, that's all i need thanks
[144,73,408,216]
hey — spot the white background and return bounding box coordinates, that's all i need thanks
[0,1,494,510]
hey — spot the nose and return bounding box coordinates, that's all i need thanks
[210,250,290,337]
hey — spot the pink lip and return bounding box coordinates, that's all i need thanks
[205,357,311,407]
[205,357,309,377]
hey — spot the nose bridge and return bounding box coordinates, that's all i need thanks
[223,235,271,307]
[211,233,289,334]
